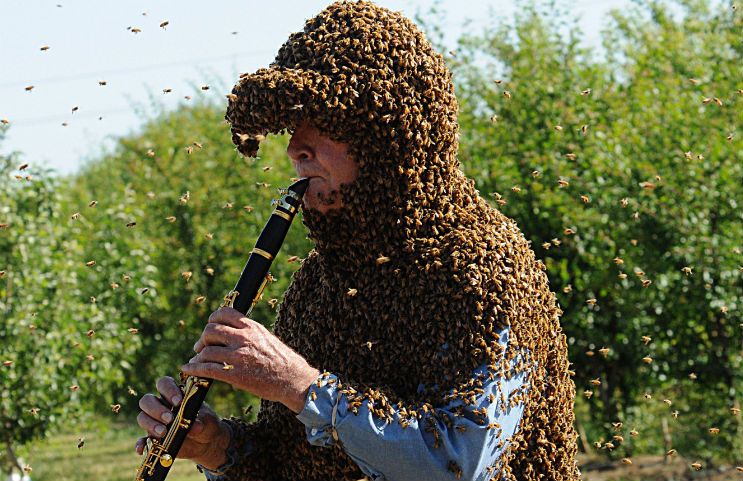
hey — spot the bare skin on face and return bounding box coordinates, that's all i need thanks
[286,121,359,214]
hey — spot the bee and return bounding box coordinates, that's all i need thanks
[580,124,588,135]
[557,178,569,187]
[541,242,551,250]
[642,356,653,364]
[160,20,169,29]
[88,200,97,207]
[287,255,300,263]
[0,271,6,279]
[489,114,498,123]
[71,212,81,220]
[663,399,672,406]
[0,118,8,124]
[531,170,540,178]
[201,85,210,91]
[194,295,206,304]
[111,404,121,413]
[585,350,594,357]
[146,191,156,199]
[730,407,741,416]
[165,216,177,223]
[90,296,96,304]
[86,354,94,361]
[182,271,192,282]
[146,149,155,157]
[347,288,358,296]
[603,442,615,450]
[690,462,702,471]
[493,79,503,84]
[204,267,215,276]
[590,378,601,386]
[688,372,697,380]
[681,266,693,275]
[564,153,576,160]
[268,298,279,309]
[2,361,12,367]
[222,362,234,370]
[310,391,317,401]
[130,27,142,34]
[688,78,700,85]
[184,95,192,100]
[22,465,32,474]
[563,228,575,235]
[29,407,40,416]
[77,437,85,449]
[665,449,677,457]
[205,232,214,240]
[629,429,639,436]
[85,260,96,267]
[128,328,139,335]
[503,91,511,100]
[163,88,172,94]
[702,97,712,104]
[598,347,610,357]
[243,205,254,213]
[727,133,734,141]
[620,198,629,208]
[98,80,107,86]
[179,191,190,204]
[223,202,233,209]
[621,458,632,465]
[586,298,597,306]
[708,427,720,435]
[70,385,80,391]
[562,285,572,293]
[580,195,590,203]
[122,274,131,282]
[126,221,136,228]
[139,288,148,295]
[127,386,137,396]
[583,390,593,399]
[376,256,391,265]
[641,279,652,288]
[641,335,652,345]
[554,125,563,132]
[643,392,652,400]
[639,181,655,190]
[185,146,193,154]
[25,85,34,91]
[671,410,679,418]
[226,93,238,102]
[612,257,624,265]
[71,106,78,114]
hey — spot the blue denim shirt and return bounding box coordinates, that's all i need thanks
[201,327,529,481]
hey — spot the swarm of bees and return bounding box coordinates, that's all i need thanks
[222,2,579,479]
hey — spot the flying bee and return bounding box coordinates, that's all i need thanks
[511,186,521,193]
[29,407,40,416]
[620,198,629,208]
[128,328,139,335]
[77,437,85,449]
[71,212,81,220]
[160,20,169,29]
[287,255,299,263]
[583,390,593,399]
[557,178,569,187]
[642,356,653,364]
[708,427,720,435]
[130,27,141,34]
[139,288,148,295]
[562,285,572,293]
[663,399,672,406]
[564,228,575,235]
[0,271,6,278]
[376,256,391,265]
[205,232,213,240]
[127,386,137,396]
[590,378,601,386]
[126,221,136,228]
[70,385,80,391]
[688,372,697,380]
[671,410,679,418]
[564,153,576,160]
[346,288,358,296]
[644,393,652,400]
[531,170,540,178]
[690,462,702,471]
[641,279,652,288]
[201,85,210,91]
[688,78,700,85]
[586,298,597,306]
[184,95,192,100]
[503,91,511,99]
[162,88,172,94]
[185,146,193,154]
[243,205,254,213]
[730,407,741,416]
[598,347,610,357]
[122,274,131,282]
[727,133,734,141]
[621,458,632,465]
[613,257,624,265]
[554,125,563,131]
[268,298,278,309]
[223,202,233,209]
[86,329,95,337]
[641,335,652,344]
[681,266,693,275]
[194,295,206,304]
[85,260,96,267]
[111,404,121,413]
[666,449,677,457]
[165,216,176,223]
[603,442,615,450]
[2,361,12,367]
[204,267,214,276]
[222,362,234,371]
[580,124,588,135]
[639,181,655,190]
[580,194,590,203]
[585,350,594,357]
[629,429,638,436]
[181,271,192,282]
[86,354,94,361]
[25,85,34,91]
[98,80,106,86]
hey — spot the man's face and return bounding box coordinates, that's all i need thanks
[287,121,358,214]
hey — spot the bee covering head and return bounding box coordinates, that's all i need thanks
[224,1,578,480]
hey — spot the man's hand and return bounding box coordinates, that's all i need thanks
[181,307,320,414]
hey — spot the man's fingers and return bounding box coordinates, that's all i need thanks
[139,393,175,425]
[137,411,168,438]
[155,376,184,406]
[181,361,232,384]
[194,323,242,353]
[191,345,234,364]
[207,307,252,328]
[134,436,147,455]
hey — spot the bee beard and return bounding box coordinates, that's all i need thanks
[314,188,341,206]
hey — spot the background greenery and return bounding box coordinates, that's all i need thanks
[1,0,740,477]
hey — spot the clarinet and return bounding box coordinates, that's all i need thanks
[135,177,310,481]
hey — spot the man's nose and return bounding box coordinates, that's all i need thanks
[287,139,312,163]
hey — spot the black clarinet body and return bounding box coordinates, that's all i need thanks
[135,177,310,481]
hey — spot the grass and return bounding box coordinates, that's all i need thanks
[14,422,206,481]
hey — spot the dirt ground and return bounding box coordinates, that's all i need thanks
[578,454,743,481]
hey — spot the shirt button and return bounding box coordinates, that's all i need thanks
[311,428,318,436]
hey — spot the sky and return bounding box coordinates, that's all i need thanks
[1,0,640,176]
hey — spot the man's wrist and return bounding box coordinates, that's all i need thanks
[285,366,321,414]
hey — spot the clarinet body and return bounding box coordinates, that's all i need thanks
[135,177,310,481]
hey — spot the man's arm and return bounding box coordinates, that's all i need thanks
[295,328,532,481]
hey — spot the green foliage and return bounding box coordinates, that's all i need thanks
[435,0,742,463]
[0,128,140,475]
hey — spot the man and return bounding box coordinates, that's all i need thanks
[136,1,579,480]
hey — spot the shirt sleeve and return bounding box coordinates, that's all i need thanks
[295,328,532,481]
[196,421,254,480]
